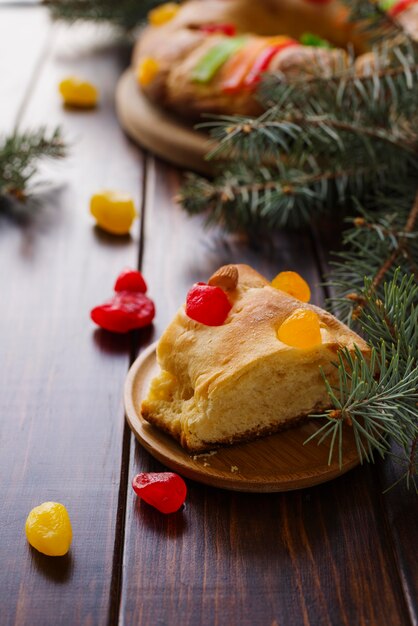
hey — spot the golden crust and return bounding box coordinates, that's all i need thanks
[141,264,370,452]
[155,264,368,396]
[143,406,314,453]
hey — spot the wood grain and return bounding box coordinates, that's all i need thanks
[119,159,412,626]
[0,18,141,626]
[1,8,416,626]
[0,7,51,132]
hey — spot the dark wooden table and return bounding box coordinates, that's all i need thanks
[0,7,416,626]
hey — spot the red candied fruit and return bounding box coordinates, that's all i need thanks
[185,282,232,326]
[389,0,417,16]
[91,291,155,333]
[200,23,237,36]
[132,472,187,514]
[114,268,147,293]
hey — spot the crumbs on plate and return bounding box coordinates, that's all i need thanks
[192,450,218,461]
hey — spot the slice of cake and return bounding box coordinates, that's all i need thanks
[141,264,369,452]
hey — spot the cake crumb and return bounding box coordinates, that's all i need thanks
[192,450,218,461]
[203,462,210,467]
[230,465,239,473]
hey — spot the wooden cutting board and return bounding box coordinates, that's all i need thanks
[124,343,361,492]
[115,68,213,174]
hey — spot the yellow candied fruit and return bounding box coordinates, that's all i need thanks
[90,190,137,235]
[137,58,160,87]
[148,2,179,26]
[277,308,322,349]
[271,271,311,303]
[25,502,72,557]
[148,370,177,401]
[59,76,98,108]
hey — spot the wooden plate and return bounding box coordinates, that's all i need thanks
[124,343,360,492]
[115,68,213,174]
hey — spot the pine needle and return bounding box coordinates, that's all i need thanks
[0,127,66,206]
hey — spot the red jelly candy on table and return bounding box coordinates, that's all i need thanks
[186,283,232,326]
[114,268,147,293]
[91,291,155,333]
[132,472,187,514]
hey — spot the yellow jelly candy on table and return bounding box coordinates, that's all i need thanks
[25,502,72,557]
[90,190,137,235]
[59,77,98,108]
[277,309,322,349]
[271,271,311,303]
[137,58,160,87]
[148,2,179,26]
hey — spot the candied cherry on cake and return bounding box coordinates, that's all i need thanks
[200,23,237,36]
[132,472,187,514]
[185,282,232,326]
[388,0,418,15]
[271,271,311,303]
[277,308,322,349]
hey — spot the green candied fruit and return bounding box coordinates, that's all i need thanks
[300,33,332,49]
[379,0,397,9]
[192,36,247,83]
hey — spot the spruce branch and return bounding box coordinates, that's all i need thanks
[307,271,418,489]
[0,128,66,206]
[306,344,418,464]
[179,162,390,231]
[341,0,413,42]
[328,185,418,323]
[43,0,172,30]
[180,37,418,231]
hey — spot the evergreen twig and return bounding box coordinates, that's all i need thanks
[0,128,66,206]
[328,185,418,323]
[308,270,418,491]
[180,38,418,230]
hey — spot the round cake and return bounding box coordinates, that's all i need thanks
[132,0,418,118]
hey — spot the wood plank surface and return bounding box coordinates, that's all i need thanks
[0,7,51,131]
[0,16,142,626]
[0,7,416,626]
[119,159,412,626]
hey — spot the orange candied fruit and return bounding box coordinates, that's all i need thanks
[148,2,179,26]
[137,58,160,86]
[271,271,311,303]
[59,76,98,108]
[277,308,322,349]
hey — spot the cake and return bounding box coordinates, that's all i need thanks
[133,0,358,118]
[133,0,418,119]
[141,264,369,452]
